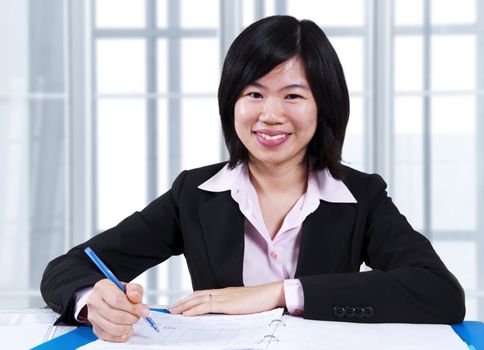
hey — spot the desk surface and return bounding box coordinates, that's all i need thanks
[1,308,483,350]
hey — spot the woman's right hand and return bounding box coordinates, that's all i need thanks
[85,279,151,342]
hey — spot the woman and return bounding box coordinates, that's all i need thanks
[41,15,465,342]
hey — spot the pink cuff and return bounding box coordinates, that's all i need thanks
[283,279,304,316]
[74,287,93,323]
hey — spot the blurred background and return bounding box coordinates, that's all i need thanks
[0,0,483,321]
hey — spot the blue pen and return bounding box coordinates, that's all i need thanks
[84,247,160,333]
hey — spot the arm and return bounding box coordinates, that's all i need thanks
[300,173,465,324]
[40,171,187,325]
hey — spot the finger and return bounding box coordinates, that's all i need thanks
[89,306,133,339]
[126,283,144,304]
[95,280,150,318]
[92,323,133,343]
[170,290,213,310]
[171,293,214,315]
[182,298,220,317]
[90,295,140,325]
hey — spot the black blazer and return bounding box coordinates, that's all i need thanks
[40,162,465,325]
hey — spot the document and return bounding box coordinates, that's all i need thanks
[270,315,469,350]
[80,308,284,350]
[0,308,75,350]
[80,309,468,350]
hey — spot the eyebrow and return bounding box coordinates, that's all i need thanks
[248,81,310,91]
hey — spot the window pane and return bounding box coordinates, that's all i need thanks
[157,98,169,195]
[343,96,364,170]
[330,37,364,92]
[181,0,219,28]
[431,0,476,25]
[464,297,479,321]
[264,0,276,17]
[181,39,219,93]
[431,35,476,91]
[0,1,65,94]
[157,0,167,28]
[181,98,221,170]
[96,39,146,94]
[394,0,423,26]
[431,96,476,231]
[157,39,168,94]
[394,36,423,91]
[96,0,145,28]
[0,3,28,94]
[242,0,257,28]
[393,96,424,231]
[156,260,169,305]
[287,0,364,27]
[97,99,147,231]
[31,0,65,93]
[0,99,66,307]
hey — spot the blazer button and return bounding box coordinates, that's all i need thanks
[363,306,374,318]
[333,306,345,318]
[355,307,365,318]
[345,307,356,318]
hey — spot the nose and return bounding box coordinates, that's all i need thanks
[259,97,285,124]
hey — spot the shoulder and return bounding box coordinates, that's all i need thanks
[171,161,228,195]
[340,165,388,203]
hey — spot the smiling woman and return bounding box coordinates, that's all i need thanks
[234,57,317,171]
[40,15,465,343]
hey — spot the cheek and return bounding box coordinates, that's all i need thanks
[291,104,318,134]
[234,100,255,133]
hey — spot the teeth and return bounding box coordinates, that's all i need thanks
[258,133,286,141]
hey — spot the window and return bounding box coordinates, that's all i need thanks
[93,0,221,305]
[0,0,68,308]
[391,0,483,320]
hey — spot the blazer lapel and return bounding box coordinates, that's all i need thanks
[198,192,245,287]
[295,201,357,277]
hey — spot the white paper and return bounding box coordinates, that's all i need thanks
[80,308,284,350]
[1,308,469,350]
[269,315,468,350]
[0,308,74,350]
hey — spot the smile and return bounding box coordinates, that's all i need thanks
[254,131,291,147]
[256,132,288,141]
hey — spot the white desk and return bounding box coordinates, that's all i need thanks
[0,308,475,350]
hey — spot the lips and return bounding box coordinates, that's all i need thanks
[253,130,291,147]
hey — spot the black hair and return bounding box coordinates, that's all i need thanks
[218,15,350,179]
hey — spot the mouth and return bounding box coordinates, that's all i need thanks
[253,131,291,147]
[255,132,289,141]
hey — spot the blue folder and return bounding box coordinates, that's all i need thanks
[452,321,484,350]
[30,326,97,350]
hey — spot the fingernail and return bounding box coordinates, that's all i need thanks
[133,292,141,299]
[141,308,150,318]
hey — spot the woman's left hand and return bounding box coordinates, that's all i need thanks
[168,281,286,316]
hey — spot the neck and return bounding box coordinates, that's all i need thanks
[248,159,309,196]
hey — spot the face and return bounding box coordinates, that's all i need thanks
[234,56,317,170]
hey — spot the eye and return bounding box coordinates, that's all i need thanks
[248,92,263,99]
[286,94,302,100]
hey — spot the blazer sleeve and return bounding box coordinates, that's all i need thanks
[299,173,466,324]
[40,171,188,325]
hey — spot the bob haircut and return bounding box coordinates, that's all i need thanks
[218,15,350,180]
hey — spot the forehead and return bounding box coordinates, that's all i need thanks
[256,56,309,85]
